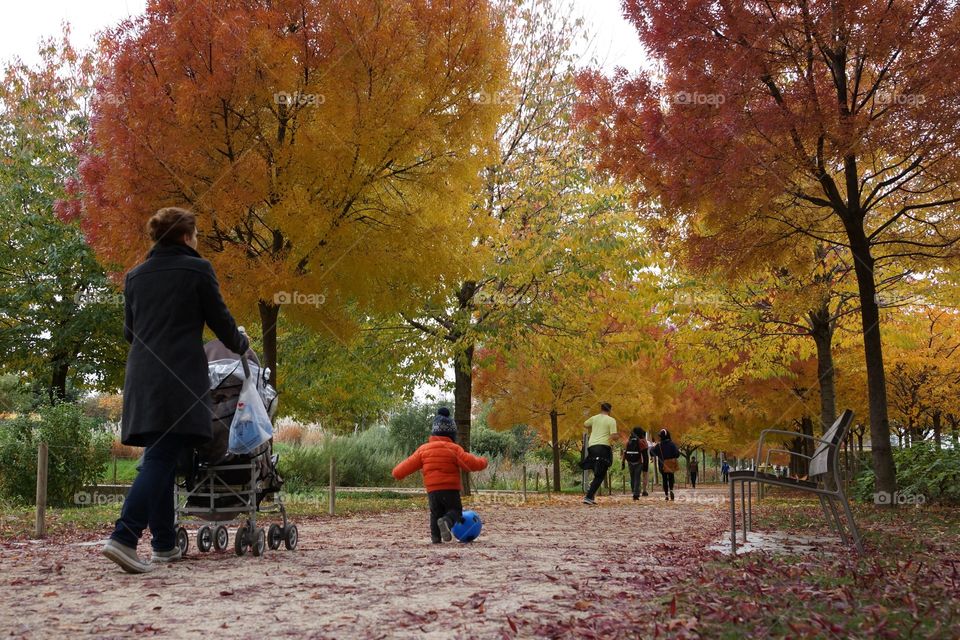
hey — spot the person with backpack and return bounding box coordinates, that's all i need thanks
[621,427,650,499]
[649,429,680,501]
[688,456,699,489]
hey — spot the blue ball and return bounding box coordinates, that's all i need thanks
[452,510,482,542]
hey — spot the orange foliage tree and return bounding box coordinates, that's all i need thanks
[577,0,960,495]
[77,0,508,385]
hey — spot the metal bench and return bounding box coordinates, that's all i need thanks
[728,409,863,554]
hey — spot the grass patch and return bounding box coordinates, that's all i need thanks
[98,458,139,484]
[0,490,428,541]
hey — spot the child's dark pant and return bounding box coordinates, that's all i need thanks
[427,489,463,542]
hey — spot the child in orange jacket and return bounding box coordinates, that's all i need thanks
[392,407,488,543]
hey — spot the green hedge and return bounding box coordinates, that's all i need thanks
[0,403,111,506]
[853,442,960,504]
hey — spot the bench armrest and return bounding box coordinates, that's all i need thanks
[756,428,836,464]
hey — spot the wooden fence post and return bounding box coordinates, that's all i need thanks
[522,464,527,503]
[35,442,48,539]
[328,456,336,516]
[534,471,540,493]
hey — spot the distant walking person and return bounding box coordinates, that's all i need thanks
[582,402,620,505]
[621,427,650,499]
[688,456,699,489]
[721,460,730,483]
[650,429,680,501]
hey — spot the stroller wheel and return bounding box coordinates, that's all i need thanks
[176,527,189,556]
[234,525,249,556]
[252,528,266,557]
[284,524,298,551]
[197,525,213,552]
[214,525,229,551]
[268,524,283,550]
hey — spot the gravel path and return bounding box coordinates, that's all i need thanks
[2,489,727,639]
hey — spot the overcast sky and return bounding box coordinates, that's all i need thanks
[0,0,646,72]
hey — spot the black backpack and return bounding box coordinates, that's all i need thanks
[624,435,646,463]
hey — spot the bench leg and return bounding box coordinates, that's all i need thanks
[818,495,834,532]
[729,479,737,554]
[826,496,849,545]
[740,481,748,541]
[818,495,839,535]
[747,482,753,532]
[838,491,864,554]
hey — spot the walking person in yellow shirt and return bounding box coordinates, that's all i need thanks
[582,402,621,505]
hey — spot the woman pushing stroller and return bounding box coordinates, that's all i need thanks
[103,207,250,574]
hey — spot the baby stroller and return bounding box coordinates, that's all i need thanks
[173,354,297,556]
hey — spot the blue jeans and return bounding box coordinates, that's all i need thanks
[110,436,185,551]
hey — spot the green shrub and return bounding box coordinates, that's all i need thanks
[472,426,515,458]
[0,403,112,506]
[387,401,451,455]
[278,427,410,491]
[853,442,960,504]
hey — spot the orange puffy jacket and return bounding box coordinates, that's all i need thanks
[392,436,488,492]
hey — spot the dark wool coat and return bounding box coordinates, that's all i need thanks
[120,244,248,447]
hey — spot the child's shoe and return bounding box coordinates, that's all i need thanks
[670,491,675,501]
[438,517,453,542]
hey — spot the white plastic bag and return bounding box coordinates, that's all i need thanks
[228,373,273,455]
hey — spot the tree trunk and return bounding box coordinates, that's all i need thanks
[933,411,942,450]
[846,231,897,496]
[800,416,814,476]
[454,344,474,495]
[809,305,837,431]
[49,357,69,404]
[258,300,279,387]
[550,409,561,492]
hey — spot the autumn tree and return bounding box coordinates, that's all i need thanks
[577,0,960,496]
[475,302,674,490]
[0,32,126,403]
[885,306,960,448]
[399,0,635,493]
[77,0,508,387]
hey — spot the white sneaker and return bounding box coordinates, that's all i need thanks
[151,547,182,563]
[103,539,155,574]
